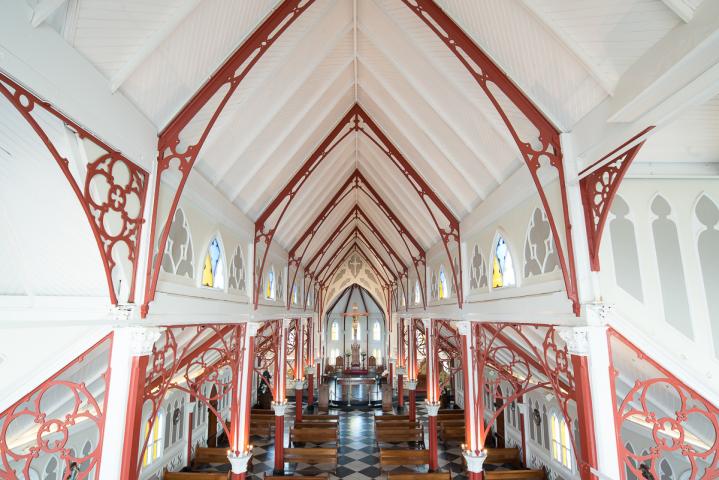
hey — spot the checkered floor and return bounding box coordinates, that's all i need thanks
[246,402,468,479]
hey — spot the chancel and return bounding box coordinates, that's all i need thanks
[2,1,719,480]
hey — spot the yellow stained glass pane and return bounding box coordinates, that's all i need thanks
[492,257,503,287]
[202,253,213,287]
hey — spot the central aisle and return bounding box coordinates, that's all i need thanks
[247,404,468,479]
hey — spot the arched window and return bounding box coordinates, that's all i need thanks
[201,237,225,289]
[624,443,638,480]
[330,321,339,341]
[438,266,449,299]
[414,280,421,305]
[143,411,165,466]
[372,348,382,363]
[373,320,381,340]
[43,457,58,480]
[492,235,516,288]
[550,413,572,469]
[308,289,314,308]
[660,459,674,480]
[265,268,275,300]
[292,284,299,305]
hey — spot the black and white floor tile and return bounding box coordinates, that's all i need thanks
[245,401,468,479]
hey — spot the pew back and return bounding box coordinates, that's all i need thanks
[484,470,546,480]
[379,449,430,466]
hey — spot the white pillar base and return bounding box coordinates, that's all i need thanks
[425,400,441,416]
[406,379,417,391]
[271,401,289,416]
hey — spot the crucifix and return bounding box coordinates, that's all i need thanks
[342,303,368,367]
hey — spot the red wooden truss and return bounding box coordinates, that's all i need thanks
[254,320,282,400]
[0,73,148,305]
[139,324,248,477]
[0,334,113,479]
[464,323,592,473]
[607,329,719,479]
[403,0,578,314]
[256,104,461,311]
[432,320,464,394]
[142,0,314,316]
[579,130,651,271]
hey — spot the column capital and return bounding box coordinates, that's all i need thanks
[396,366,406,376]
[128,326,163,356]
[110,304,139,323]
[294,379,305,390]
[462,450,488,473]
[557,326,590,356]
[271,401,289,416]
[245,321,261,337]
[420,318,431,330]
[227,449,253,474]
[304,365,314,375]
[425,399,441,416]
[406,379,418,390]
[452,320,472,336]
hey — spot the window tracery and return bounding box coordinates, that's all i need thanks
[524,208,559,277]
[492,235,515,288]
[161,208,194,278]
[227,244,245,292]
[201,237,225,289]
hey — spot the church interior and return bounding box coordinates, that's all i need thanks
[1,0,719,479]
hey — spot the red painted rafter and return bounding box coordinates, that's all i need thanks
[141,0,314,316]
[403,0,578,315]
[256,103,462,310]
[0,74,148,305]
[301,205,408,310]
[579,130,651,271]
[288,169,421,309]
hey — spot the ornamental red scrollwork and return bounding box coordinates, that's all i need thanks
[607,329,719,479]
[579,131,651,271]
[0,74,148,305]
[466,323,584,470]
[403,0,578,315]
[433,320,463,393]
[0,334,113,480]
[254,320,282,399]
[139,324,245,477]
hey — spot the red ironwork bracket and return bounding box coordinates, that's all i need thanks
[579,131,651,271]
[607,328,719,479]
[0,74,148,305]
[319,240,390,292]
[141,0,314,316]
[403,0,578,315]
[0,334,113,479]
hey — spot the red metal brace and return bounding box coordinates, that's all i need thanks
[142,0,314,316]
[0,73,148,305]
[579,130,651,271]
[403,0,579,315]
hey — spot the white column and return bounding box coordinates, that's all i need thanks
[584,310,621,479]
[98,321,161,479]
[453,320,478,452]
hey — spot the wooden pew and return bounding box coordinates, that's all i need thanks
[375,421,422,429]
[379,449,430,468]
[376,428,424,444]
[164,473,228,480]
[438,409,463,414]
[290,427,338,445]
[388,472,452,480]
[293,421,337,429]
[284,447,338,470]
[300,414,339,421]
[484,470,546,479]
[193,448,230,465]
[437,412,465,419]
[485,448,522,467]
[437,418,465,426]
[265,476,329,480]
[439,425,465,443]
[375,414,409,420]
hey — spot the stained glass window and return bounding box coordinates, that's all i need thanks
[143,411,164,466]
[265,268,275,300]
[492,235,515,288]
[550,413,572,469]
[438,266,449,299]
[201,237,225,289]
[330,321,339,341]
[292,284,299,305]
[373,320,381,340]
[414,280,421,305]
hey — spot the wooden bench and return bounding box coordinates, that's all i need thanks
[438,409,463,414]
[379,449,430,468]
[375,421,422,429]
[193,447,230,465]
[388,472,452,480]
[376,428,424,444]
[437,412,465,419]
[301,414,339,421]
[284,448,337,469]
[293,421,337,429]
[439,425,464,443]
[164,474,228,480]
[486,448,522,467]
[485,470,546,479]
[437,418,465,426]
[290,427,338,445]
[375,414,409,421]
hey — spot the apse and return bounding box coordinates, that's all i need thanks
[325,284,386,367]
